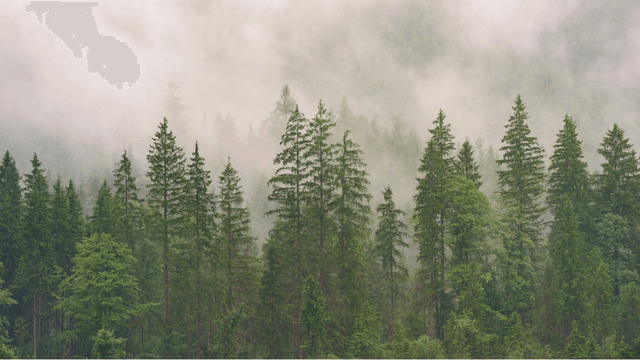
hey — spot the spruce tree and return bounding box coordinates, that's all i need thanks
[375,186,408,339]
[217,158,259,356]
[17,154,54,359]
[497,95,546,324]
[51,177,70,272]
[90,180,117,236]
[330,130,371,356]
[113,150,139,251]
[265,105,310,358]
[301,275,328,358]
[456,140,482,188]
[588,260,614,352]
[0,151,22,290]
[413,109,455,339]
[548,196,587,339]
[304,100,337,294]
[596,123,640,218]
[146,117,187,355]
[64,179,84,274]
[184,142,215,359]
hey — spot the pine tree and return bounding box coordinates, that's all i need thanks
[90,180,117,236]
[265,105,311,358]
[413,109,455,339]
[456,140,482,188]
[50,177,71,298]
[330,130,371,356]
[547,115,591,224]
[596,123,640,218]
[217,158,259,356]
[146,117,187,356]
[113,150,139,251]
[0,151,22,291]
[375,186,409,339]
[304,100,337,294]
[184,142,215,359]
[548,196,587,339]
[17,154,54,359]
[497,95,546,324]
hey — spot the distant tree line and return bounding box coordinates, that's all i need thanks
[0,87,639,358]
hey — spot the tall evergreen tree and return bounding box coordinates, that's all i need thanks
[304,100,337,294]
[301,275,328,359]
[497,95,546,324]
[330,130,371,356]
[375,186,409,339]
[0,151,22,291]
[90,180,117,236]
[51,177,70,272]
[456,140,482,188]
[548,196,587,340]
[596,124,640,218]
[17,154,54,359]
[217,158,259,356]
[113,150,139,251]
[146,117,187,356]
[413,109,455,339]
[265,105,311,358]
[183,142,216,358]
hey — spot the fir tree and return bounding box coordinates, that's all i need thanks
[456,140,482,188]
[304,100,337,294]
[265,105,311,358]
[497,95,546,324]
[588,260,614,352]
[146,117,187,355]
[90,180,117,236]
[17,154,54,359]
[375,186,409,339]
[113,150,139,251]
[184,142,215,359]
[0,151,22,290]
[330,130,371,356]
[413,109,455,339]
[51,177,70,272]
[217,158,259,356]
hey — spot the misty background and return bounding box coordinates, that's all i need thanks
[2,0,640,260]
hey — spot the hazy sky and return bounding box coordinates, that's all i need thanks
[2,0,640,177]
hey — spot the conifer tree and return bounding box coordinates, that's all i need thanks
[304,100,337,294]
[17,154,54,359]
[548,196,587,339]
[90,180,118,236]
[596,124,640,218]
[547,115,591,225]
[146,117,187,355]
[184,142,215,359]
[265,105,311,358]
[619,282,640,350]
[51,177,70,271]
[113,150,139,251]
[330,130,371,356]
[456,140,482,188]
[0,151,22,290]
[62,179,84,274]
[497,95,546,324]
[375,186,409,339]
[217,158,259,356]
[413,109,455,339]
[588,261,614,352]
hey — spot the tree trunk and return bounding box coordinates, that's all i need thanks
[33,289,37,359]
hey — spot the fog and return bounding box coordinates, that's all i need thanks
[2,0,640,225]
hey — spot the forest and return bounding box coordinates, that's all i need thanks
[1,85,640,359]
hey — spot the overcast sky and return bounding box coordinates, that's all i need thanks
[2,0,640,178]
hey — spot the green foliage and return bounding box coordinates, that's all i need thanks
[348,301,381,359]
[413,109,456,339]
[91,328,126,359]
[0,151,22,290]
[619,282,640,350]
[60,233,148,335]
[456,139,483,188]
[504,312,538,358]
[595,214,638,296]
[375,186,409,337]
[90,180,118,236]
[113,149,139,250]
[301,275,328,358]
[564,320,586,358]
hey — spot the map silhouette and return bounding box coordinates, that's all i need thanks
[26,1,141,90]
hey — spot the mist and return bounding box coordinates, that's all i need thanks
[2,0,640,223]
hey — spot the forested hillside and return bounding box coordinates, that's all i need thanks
[1,87,640,359]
